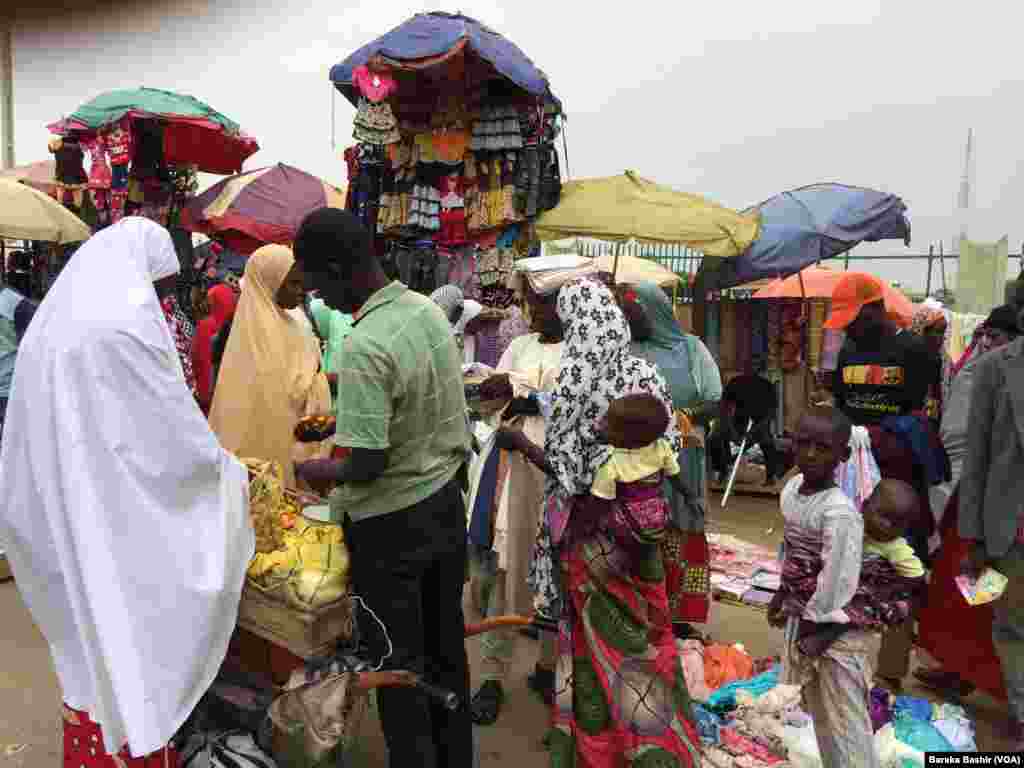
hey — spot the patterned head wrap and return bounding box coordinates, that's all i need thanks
[545,278,679,497]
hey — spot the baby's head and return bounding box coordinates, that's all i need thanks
[862,479,920,542]
[601,393,670,449]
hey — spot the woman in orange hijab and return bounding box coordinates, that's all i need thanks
[209,245,332,487]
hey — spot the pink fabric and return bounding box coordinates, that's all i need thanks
[353,65,397,102]
[677,639,711,701]
[719,727,785,765]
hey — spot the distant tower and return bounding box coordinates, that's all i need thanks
[957,128,974,248]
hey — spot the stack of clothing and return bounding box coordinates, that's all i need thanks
[707,533,782,611]
[506,253,598,296]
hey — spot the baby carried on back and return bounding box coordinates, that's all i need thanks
[779,479,927,657]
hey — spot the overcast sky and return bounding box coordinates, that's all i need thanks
[9,0,1024,260]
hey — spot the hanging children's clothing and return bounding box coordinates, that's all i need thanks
[438,173,467,245]
[354,100,400,145]
[470,106,523,151]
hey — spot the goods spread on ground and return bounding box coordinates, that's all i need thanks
[681,637,979,765]
[708,533,782,612]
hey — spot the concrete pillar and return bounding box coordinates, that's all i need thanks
[0,18,13,170]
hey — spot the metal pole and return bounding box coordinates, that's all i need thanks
[925,245,934,297]
[721,418,753,508]
[0,19,14,170]
[939,241,947,295]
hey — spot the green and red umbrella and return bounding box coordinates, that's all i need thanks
[48,87,259,175]
[181,163,346,255]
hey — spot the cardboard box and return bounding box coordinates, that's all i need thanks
[0,553,11,582]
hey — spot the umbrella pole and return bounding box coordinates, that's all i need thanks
[612,241,622,285]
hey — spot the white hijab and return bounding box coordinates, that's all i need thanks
[0,218,254,757]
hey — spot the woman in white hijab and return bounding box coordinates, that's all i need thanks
[0,218,254,766]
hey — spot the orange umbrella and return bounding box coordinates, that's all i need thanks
[752,266,914,327]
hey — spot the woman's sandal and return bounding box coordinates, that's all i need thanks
[527,665,555,706]
[470,680,504,726]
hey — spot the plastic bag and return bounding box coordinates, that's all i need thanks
[782,721,824,768]
[835,426,880,512]
[247,518,350,612]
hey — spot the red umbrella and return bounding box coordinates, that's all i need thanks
[181,164,346,254]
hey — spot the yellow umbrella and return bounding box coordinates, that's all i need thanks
[0,179,92,243]
[534,170,760,258]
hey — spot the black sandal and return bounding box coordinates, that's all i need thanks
[470,680,504,726]
[527,665,555,706]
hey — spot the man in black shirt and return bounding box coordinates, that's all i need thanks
[827,274,938,424]
[708,358,782,485]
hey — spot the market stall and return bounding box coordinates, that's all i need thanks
[329,10,564,335]
[45,87,259,233]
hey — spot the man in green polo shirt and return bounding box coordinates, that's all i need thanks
[293,208,472,768]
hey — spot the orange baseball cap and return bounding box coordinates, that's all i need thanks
[824,273,886,330]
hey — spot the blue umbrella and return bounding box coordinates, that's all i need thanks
[717,183,911,288]
[329,11,559,107]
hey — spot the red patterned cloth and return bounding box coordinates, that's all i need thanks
[663,527,711,623]
[63,706,179,768]
[161,295,198,400]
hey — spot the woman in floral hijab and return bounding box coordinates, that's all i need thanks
[498,278,699,767]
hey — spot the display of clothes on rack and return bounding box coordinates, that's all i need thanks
[344,65,563,307]
[47,116,196,232]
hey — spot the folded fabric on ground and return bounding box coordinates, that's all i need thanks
[704,644,755,692]
[708,533,783,610]
[705,665,780,712]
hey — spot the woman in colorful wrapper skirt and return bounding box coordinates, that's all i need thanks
[500,279,701,767]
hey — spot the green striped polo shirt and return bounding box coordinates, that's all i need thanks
[330,281,470,522]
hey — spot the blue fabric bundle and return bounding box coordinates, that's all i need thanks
[704,664,780,712]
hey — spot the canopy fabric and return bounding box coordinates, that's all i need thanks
[0,160,57,195]
[0,179,92,243]
[718,183,911,288]
[533,171,760,258]
[181,164,346,254]
[753,266,915,327]
[57,87,241,133]
[0,218,253,757]
[48,88,259,176]
[330,11,558,107]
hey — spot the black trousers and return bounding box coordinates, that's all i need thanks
[343,475,472,768]
[708,414,784,481]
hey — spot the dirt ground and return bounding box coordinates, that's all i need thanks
[0,490,1016,766]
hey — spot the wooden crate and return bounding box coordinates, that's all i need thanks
[235,584,352,662]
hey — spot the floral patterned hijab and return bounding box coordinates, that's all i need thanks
[545,278,679,497]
